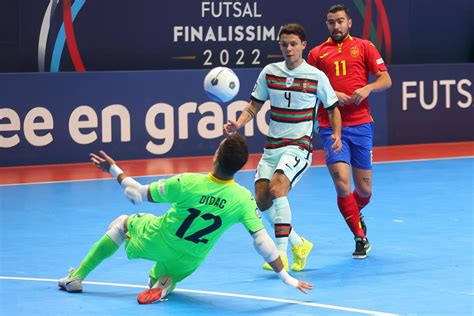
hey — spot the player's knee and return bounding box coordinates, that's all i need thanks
[335,185,351,197]
[268,182,289,198]
[356,187,372,198]
[256,197,272,211]
[106,215,128,246]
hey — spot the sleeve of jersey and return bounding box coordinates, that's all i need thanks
[306,47,320,67]
[240,191,264,233]
[317,72,339,109]
[149,174,183,203]
[250,66,269,103]
[366,41,388,74]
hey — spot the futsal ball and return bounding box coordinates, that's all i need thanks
[203,67,240,103]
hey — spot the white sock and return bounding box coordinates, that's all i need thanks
[261,204,276,226]
[289,230,303,247]
[273,197,292,253]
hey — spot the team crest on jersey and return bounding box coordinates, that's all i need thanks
[301,79,309,93]
[285,77,294,88]
[350,46,359,57]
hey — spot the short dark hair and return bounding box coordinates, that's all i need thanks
[279,23,306,42]
[217,133,249,176]
[327,4,351,19]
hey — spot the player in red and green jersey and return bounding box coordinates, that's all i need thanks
[225,23,342,273]
[307,4,392,259]
[58,134,313,304]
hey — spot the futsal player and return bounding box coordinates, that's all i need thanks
[224,23,342,272]
[307,4,392,258]
[58,133,313,304]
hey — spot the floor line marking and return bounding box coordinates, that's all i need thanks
[1,156,472,187]
[0,276,399,316]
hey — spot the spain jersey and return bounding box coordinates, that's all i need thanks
[307,36,388,127]
[251,60,338,152]
[146,173,263,262]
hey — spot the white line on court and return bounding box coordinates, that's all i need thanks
[0,276,399,316]
[1,155,472,187]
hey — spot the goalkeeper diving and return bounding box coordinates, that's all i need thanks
[58,133,313,304]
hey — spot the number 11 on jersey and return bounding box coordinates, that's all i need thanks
[334,60,347,76]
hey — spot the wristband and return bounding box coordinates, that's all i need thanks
[109,164,123,178]
[277,270,299,288]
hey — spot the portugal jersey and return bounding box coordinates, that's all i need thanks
[147,173,263,262]
[307,36,388,127]
[251,60,338,151]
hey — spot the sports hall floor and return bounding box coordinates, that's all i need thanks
[1,142,473,315]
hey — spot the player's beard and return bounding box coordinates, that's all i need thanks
[331,30,348,43]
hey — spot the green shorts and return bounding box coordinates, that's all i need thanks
[125,213,203,283]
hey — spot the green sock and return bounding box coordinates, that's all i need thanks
[72,234,120,279]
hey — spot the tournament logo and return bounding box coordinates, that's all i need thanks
[350,46,359,57]
[285,77,294,88]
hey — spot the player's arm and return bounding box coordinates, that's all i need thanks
[326,104,342,153]
[224,99,263,135]
[251,229,314,294]
[352,70,392,105]
[90,150,153,205]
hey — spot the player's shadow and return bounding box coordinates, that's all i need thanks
[169,292,298,314]
[77,290,138,299]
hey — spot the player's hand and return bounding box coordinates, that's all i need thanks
[90,150,116,173]
[336,91,351,106]
[351,86,371,105]
[296,280,314,294]
[331,133,342,153]
[223,120,240,135]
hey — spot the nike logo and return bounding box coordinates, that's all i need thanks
[160,281,167,286]
[319,53,329,59]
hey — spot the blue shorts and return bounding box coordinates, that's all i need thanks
[319,122,374,170]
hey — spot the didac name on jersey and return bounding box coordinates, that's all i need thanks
[200,195,227,209]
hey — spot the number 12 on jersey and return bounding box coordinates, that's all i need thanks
[175,208,222,244]
[334,60,347,76]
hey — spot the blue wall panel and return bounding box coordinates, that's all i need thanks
[1,64,473,167]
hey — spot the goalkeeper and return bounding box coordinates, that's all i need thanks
[58,133,313,304]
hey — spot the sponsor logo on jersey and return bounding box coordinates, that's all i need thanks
[319,52,329,59]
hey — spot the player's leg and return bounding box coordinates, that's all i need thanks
[254,152,290,270]
[58,215,128,292]
[352,167,372,235]
[349,123,374,258]
[271,147,313,271]
[138,257,200,304]
[255,178,289,271]
[320,127,366,245]
[138,262,176,304]
[328,161,366,236]
[351,122,374,222]
[269,170,292,254]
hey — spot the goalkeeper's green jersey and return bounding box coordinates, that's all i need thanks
[146,172,263,261]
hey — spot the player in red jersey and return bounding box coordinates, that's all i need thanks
[307,4,392,258]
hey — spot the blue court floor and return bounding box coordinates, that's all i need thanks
[0,158,473,315]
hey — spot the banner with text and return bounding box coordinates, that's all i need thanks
[1,64,473,167]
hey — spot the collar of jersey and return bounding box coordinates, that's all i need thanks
[208,173,235,185]
[327,34,353,45]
